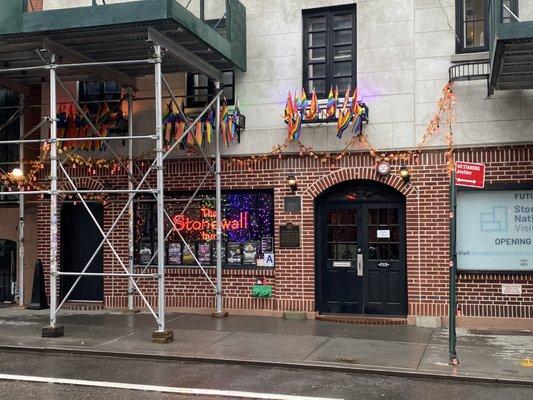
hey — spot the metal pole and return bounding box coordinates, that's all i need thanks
[127,87,135,311]
[449,170,458,365]
[18,95,25,307]
[49,56,59,328]
[154,44,167,334]
[213,81,225,317]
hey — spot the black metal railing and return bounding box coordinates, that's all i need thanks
[449,61,490,82]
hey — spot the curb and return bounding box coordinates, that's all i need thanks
[1,344,532,387]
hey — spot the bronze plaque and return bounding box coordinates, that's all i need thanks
[283,196,301,212]
[279,222,300,248]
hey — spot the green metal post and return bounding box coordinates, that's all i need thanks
[449,170,458,365]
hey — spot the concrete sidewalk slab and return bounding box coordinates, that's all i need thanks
[238,317,345,337]
[97,328,234,356]
[305,337,427,369]
[167,314,253,332]
[421,344,533,380]
[336,324,434,343]
[195,331,329,363]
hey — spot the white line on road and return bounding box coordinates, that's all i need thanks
[0,373,344,400]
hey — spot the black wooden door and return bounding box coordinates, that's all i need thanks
[0,239,16,303]
[61,203,104,301]
[362,204,407,315]
[318,207,363,313]
[316,181,407,316]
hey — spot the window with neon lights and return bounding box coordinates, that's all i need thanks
[134,191,275,268]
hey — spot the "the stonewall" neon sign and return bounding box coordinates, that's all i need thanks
[172,208,249,241]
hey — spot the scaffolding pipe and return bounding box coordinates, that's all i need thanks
[214,81,223,315]
[0,59,154,74]
[49,57,58,328]
[57,272,157,278]
[127,87,135,311]
[154,44,166,332]
[18,94,25,307]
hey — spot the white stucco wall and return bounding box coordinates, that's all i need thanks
[40,0,533,157]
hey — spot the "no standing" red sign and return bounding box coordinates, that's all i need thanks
[455,161,485,188]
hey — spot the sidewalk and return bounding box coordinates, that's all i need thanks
[0,308,532,384]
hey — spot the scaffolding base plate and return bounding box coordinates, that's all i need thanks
[42,325,64,338]
[152,329,174,343]
[211,311,229,318]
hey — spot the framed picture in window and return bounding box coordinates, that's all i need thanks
[227,242,242,266]
[167,242,182,265]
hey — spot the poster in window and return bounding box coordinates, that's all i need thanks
[167,243,182,265]
[261,237,274,253]
[243,241,258,266]
[227,242,242,266]
[197,242,212,265]
[139,244,152,265]
[182,244,196,265]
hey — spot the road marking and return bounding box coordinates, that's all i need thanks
[0,373,344,400]
[521,358,533,367]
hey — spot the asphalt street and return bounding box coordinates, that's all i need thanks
[0,350,531,399]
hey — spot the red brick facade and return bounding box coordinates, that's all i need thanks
[36,144,533,320]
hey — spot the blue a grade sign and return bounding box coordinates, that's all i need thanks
[457,190,533,271]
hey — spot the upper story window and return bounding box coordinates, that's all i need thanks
[456,0,518,53]
[303,5,356,99]
[186,71,234,108]
[79,80,121,103]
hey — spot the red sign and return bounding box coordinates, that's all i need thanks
[455,161,485,188]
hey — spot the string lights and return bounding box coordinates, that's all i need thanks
[0,84,455,191]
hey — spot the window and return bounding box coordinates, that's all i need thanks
[79,80,120,103]
[457,186,533,272]
[303,5,356,99]
[186,71,234,108]
[456,0,518,53]
[134,191,275,268]
[0,90,20,168]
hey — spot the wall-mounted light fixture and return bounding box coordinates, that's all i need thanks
[399,165,410,183]
[287,173,297,192]
[10,168,24,180]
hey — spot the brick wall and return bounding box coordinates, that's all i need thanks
[27,0,43,11]
[36,144,533,319]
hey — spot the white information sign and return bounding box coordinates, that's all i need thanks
[377,229,390,239]
[457,190,533,271]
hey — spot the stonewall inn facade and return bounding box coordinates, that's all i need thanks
[0,0,531,330]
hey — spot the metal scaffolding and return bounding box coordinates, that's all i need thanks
[0,33,228,340]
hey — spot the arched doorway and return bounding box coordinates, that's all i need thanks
[315,180,407,316]
[0,239,17,303]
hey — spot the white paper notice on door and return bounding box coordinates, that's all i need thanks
[377,229,390,238]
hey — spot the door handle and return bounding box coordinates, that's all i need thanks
[357,253,363,276]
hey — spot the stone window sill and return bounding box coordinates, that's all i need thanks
[450,51,489,64]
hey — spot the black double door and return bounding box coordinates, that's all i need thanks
[317,202,407,316]
[61,203,104,302]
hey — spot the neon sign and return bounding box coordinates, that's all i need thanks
[172,208,249,241]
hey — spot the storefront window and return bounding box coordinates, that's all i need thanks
[457,188,533,272]
[135,191,275,268]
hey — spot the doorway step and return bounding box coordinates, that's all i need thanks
[316,314,407,325]
[62,301,104,311]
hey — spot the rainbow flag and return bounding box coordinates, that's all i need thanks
[336,87,352,138]
[299,88,308,115]
[220,99,231,146]
[194,120,203,147]
[205,107,215,144]
[305,90,319,121]
[326,87,337,119]
[288,112,302,141]
[283,92,295,124]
